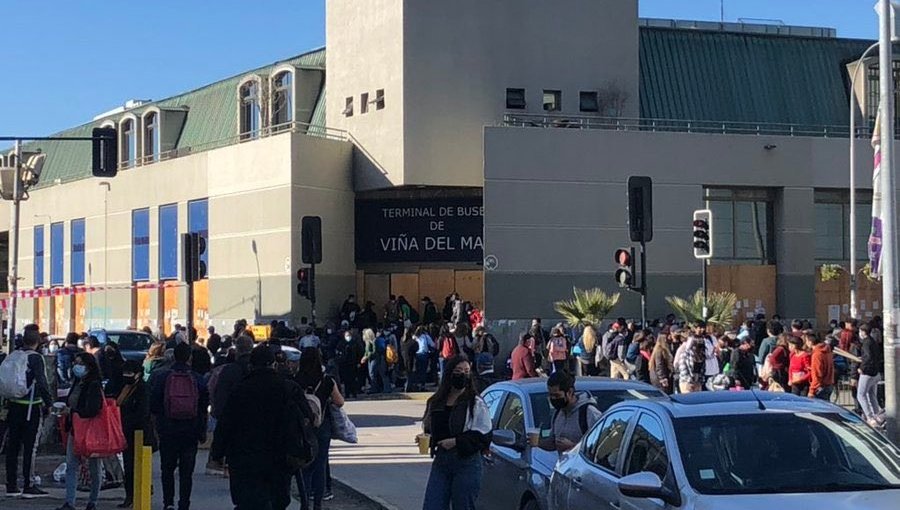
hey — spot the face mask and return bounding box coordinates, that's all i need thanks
[550,397,568,410]
[73,365,87,379]
[450,372,469,390]
[345,335,353,342]
[327,329,333,335]
[77,340,84,349]
[49,344,59,354]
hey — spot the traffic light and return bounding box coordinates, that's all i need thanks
[627,176,653,243]
[195,233,208,280]
[302,216,323,264]
[693,209,713,259]
[614,248,635,288]
[182,233,208,283]
[297,267,315,301]
[91,127,118,178]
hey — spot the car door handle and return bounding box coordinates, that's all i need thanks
[609,501,621,510]
[572,477,583,491]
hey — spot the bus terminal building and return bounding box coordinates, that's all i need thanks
[0,0,894,341]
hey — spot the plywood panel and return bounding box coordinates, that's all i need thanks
[52,295,66,335]
[390,274,420,312]
[34,299,45,333]
[455,270,484,310]
[419,269,455,307]
[193,280,209,340]
[71,294,86,333]
[708,265,776,326]
[364,274,390,310]
[815,266,882,329]
[161,285,179,337]
[135,288,152,331]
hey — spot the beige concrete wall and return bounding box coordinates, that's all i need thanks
[9,131,356,333]
[326,0,405,189]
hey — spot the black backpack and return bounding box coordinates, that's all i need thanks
[278,383,319,473]
[408,307,420,324]
[553,400,601,435]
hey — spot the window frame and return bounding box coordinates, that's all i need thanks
[120,116,138,168]
[496,391,527,442]
[506,88,527,110]
[142,110,159,163]
[580,408,636,477]
[814,189,874,262]
[580,91,599,112]
[344,96,354,117]
[70,218,86,286]
[361,92,370,114]
[271,69,294,127]
[158,203,178,281]
[50,221,64,287]
[543,90,562,112]
[132,208,150,283]
[239,76,263,139]
[704,187,776,264]
[375,89,385,110]
[482,390,507,429]
[34,225,45,288]
[623,412,671,480]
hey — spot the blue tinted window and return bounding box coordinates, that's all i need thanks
[50,222,64,286]
[34,225,44,287]
[71,219,85,285]
[132,209,150,282]
[159,204,178,280]
[188,199,209,277]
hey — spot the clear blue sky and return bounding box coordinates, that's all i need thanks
[0,0,880,136]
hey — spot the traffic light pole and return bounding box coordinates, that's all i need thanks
[5,140,22,353]
[702,259,708,320]
[309,264,317,327]
[639,241,647,326]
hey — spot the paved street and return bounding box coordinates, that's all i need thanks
[331,398,430,510]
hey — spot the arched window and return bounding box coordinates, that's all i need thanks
[239,79,261,139]
[121,118,137,167]
[144,112,159,162]
[272,71,293,128]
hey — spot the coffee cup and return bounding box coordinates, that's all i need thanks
[526,428,540,447]
[416,433,431,455]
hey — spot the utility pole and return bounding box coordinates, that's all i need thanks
[6,140,22,353]
[878,0,900,442]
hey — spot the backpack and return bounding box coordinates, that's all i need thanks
[0,351,33,399]
[603,335,621,361]
[280,384,318,473]
[164,371,199,420]
[553,399,601,435]
[408,307,420,324]
[386,343,399,365]
[304,380,325,429]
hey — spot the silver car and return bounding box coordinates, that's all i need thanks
[549,391,900,510]
[480,377,663,510]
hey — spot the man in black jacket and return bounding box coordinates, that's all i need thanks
[857,323,885,427]
[729,337,757,389]
[212,346,313,510]
[206,335,253,474]
[4,327,53,498]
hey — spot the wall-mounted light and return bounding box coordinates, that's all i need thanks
[764,144,777,151]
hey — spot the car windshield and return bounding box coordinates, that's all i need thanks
[530,389,659,430]
[107,333,154,352]
[675,412,900,495]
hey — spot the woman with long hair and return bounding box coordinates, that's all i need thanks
[547,325,570,374]
[57,353,104,510]
[143,341,166,381]
[296,347,345,510]
[421,356,491,510]
[767,334,791,389]
[436,324,459,382]
[678,337,707,393]
[788,335,812,396]
[649,333,675,394]
[576,325,599,376]
[633,336,654,384]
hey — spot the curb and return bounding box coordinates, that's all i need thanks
[351,392,432,402]
[331,477,397,510]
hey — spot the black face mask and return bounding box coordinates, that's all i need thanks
[550,396,569,410]
[450,373,469,390]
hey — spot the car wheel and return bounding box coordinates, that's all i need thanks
[521,498,540,510]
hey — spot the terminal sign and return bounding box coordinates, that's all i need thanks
[355,197,484,263]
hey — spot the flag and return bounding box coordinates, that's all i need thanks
[869,108,884,278]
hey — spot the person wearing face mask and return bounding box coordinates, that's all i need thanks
[57,353,104,510]
[117,361,154,508]
[538,371,601,454]
[336,329,362,398]
[420,356,492,510]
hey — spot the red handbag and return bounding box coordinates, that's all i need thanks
[73,398,127,458]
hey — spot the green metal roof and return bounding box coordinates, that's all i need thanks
[639,27,872,127]
[26,48,326,187]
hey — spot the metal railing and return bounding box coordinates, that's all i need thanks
[502,113,879,139]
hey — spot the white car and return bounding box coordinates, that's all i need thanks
[549,391,900,510]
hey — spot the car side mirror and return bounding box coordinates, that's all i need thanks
[492,429,525,451]
[618,472,680,506]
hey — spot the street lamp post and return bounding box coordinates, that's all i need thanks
[850,42,880,321]
[6,141,22,353]
[99,181,110,326]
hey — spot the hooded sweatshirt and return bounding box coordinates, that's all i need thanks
[551,392,602,445]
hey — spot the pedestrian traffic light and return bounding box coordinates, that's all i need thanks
[627,176,653,243]
[182,233,207,283]
[297,267,315,301]
[614,248,635,288]
[693,209,713,259]
[91,127,117,178]
[302,216,323,264]
[195,234,207,280]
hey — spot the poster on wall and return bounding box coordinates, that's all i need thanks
[355,197,484,263]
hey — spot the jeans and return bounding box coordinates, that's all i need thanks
[123,437,135,503]
[416,353,430,386]
[813,385,834,401]
[66,432,100,506]
[422,451,483,510]
[858,373,883,419]
[438,358,448,382]
[231,469,291,510]
[159,436,199,509]
[301,422,333,510]
[5,403,42,490]
[368,359,392,393]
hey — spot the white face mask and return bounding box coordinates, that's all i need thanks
[48,344,59,354]
[77,339,85,349]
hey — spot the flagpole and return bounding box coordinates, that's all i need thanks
[878,0,900,442]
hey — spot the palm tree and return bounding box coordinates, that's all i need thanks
[554,288,620,328]
[665,290,737,328]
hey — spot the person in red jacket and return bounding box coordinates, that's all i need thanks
[839,319,857,353]
[788,336,811,396]
[511,333,540,380]
[805,331,835,400]
[766,334,791,389]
